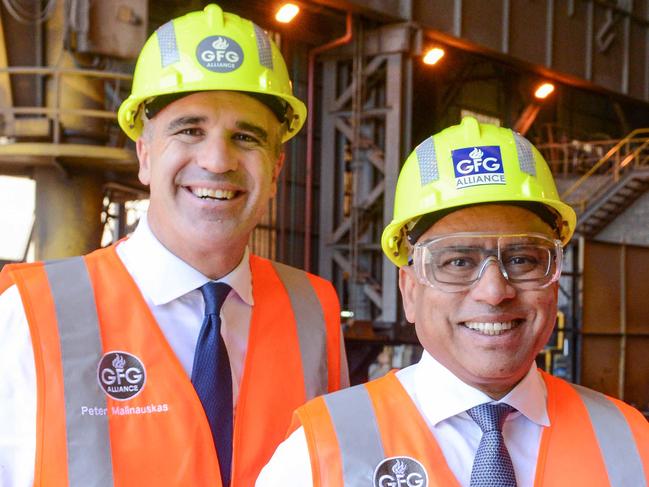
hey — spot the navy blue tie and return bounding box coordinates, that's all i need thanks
[192,282,233,486]
[467,403,517,487]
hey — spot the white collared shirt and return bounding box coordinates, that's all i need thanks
[0,215,254,487]
[256,351,549,487]
[116,215,253,400]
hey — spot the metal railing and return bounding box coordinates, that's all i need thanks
[0,65,132,146]
[538,129,649,214]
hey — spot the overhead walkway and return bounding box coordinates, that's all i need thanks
[539,129,649,237]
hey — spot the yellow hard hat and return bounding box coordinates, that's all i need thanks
[381,117,577,266]
[118,3,306,142]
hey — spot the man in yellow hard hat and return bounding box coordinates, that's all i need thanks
[257,117,649,486]
[0,4,348,486]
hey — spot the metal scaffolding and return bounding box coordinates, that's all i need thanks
[318,23,416,326]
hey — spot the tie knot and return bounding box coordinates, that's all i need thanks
[467,403,515,433]
[200,281,231,316]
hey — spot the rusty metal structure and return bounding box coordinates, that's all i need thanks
[0,0,145,258]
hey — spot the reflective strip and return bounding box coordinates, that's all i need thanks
[272,262,328,399]
[416,136,439,185]
[157,21,180,68]
[324,386,385,485]
[513,133,536,176]
[572,384,646,487]
[45,258,114,487]
[253,23,273,70]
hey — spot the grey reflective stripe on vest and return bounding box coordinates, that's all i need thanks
[45,258,114,487]
[324,385,385,485]
[416,136,439,185]
[571,384,646,487]
[513,132,536,176]
[271,262,328,399]
[157,20,180,67]
[253,23,274,70]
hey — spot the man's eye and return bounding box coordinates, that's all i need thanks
[508,255,535,264]
[435,255,477,269]
[432,249,479,270]
[176,128,203,137]
[504,255,543,270]
[233,133,260,144]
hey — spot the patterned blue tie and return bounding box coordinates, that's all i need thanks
[467,403,518,487]
[192,282,233,486]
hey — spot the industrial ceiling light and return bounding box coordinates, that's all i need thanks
[423,47,445,65]
[275,3,300,23]
[534,82,555,99]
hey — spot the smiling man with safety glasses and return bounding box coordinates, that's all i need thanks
[258,117,649,487]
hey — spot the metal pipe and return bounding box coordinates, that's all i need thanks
[304,11,353,271]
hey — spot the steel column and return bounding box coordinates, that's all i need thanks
[319,23,412,325]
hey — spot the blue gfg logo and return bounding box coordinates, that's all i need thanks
[452,146,506,189]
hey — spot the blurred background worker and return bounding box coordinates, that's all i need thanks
[0,4,348,486]
[257,117,649,486]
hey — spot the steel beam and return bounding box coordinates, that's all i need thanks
[319,22,410,326]
[308,0,649,101]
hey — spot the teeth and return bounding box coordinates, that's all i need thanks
[464,321,516,336]
[191,187,236,200]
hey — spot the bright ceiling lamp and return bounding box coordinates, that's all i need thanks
[423,47,445,65]
[534,82,555,99]
[275,3,300,23]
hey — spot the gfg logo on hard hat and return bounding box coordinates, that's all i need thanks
[452,146,506,189]
[196,35,244,73]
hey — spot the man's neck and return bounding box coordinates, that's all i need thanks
[177,242,247,280]
[147,220,248,280]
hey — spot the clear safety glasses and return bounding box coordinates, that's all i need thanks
[411,232,563,293]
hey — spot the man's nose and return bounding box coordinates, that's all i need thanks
[469,256,516,304]
[197,136,239,173]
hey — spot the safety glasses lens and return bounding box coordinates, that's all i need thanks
[414,233,562,291]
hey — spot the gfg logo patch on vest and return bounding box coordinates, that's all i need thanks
[97,351,146,401]
[452,145,505,189]
[196,35,244,73]
[373,456,428,487]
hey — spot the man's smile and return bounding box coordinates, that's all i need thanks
[461,319,523,336]
[187,186,240,200]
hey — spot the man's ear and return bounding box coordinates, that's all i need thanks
[269,151,286,198]
[399,266,418,324]
[136,137,152,186]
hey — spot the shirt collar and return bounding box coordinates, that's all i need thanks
[414,351,549,427]
[117,215,254,306]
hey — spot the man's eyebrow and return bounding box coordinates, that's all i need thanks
[165,116,207,133]
[236,121,268,142]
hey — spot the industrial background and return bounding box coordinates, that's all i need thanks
[1,0,648,417]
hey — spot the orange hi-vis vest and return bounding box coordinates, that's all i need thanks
[0,245,347,487]
[294,370,649,487]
